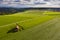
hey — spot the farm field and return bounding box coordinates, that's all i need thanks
[0,10,60,40]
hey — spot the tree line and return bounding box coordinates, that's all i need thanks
[0,7,60,15]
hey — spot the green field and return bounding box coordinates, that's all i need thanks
[0,10,60,40]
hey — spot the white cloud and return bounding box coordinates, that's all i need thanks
[0,0,60,8]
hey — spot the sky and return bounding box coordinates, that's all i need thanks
[0,0,60,8]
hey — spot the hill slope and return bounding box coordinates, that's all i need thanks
[0,11,58,40]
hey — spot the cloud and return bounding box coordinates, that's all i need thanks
[0,0,60,8]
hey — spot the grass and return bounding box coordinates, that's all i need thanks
[44,11,60,15]
[0,10,57,40]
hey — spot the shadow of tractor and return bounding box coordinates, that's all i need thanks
[7,28,19,33]
[7,27,24,34]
